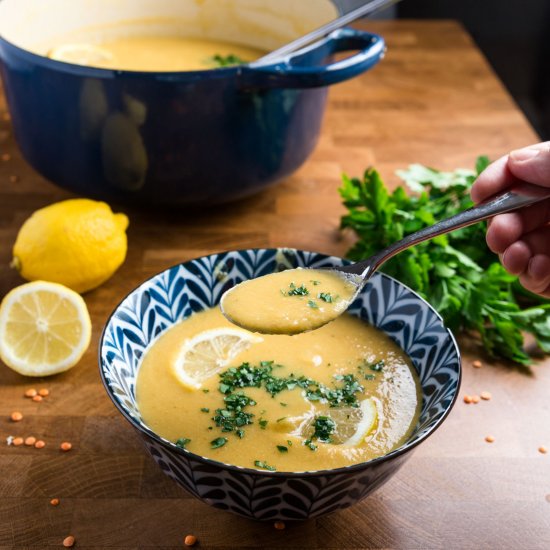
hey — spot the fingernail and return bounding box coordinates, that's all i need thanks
[509,147,540,162]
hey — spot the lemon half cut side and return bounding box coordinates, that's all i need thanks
[173,327,263,390]
[0,281,92,376]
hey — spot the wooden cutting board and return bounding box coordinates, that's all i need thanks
[1,20,549,549]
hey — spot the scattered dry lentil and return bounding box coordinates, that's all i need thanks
[60,442,72,452]
[274,521,286,530]
[1,153,10,161]
[463,395,472,404]
[472,360,483,368]
[25,388,37,398]
[25,436,36,446]
[34,440,46,449]
[480,391,492,401]
[38,388,50,397]
[32,395,43,402]
[62,535,75,548]
[12,437,24,446]
[471,395,480,404]
[8,175,18,183]
[50,498,60,506]
[485,435,495,443]
[539,446,548,454]
[184,534,197,546]
[10,411,23,422]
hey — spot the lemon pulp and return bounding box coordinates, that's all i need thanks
[0,281,92,376]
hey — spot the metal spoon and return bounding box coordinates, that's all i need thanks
[220,181,550,334]
[251,0,401,66]
[329,181,550,294]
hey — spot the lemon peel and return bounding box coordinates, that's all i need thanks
[12,198,128,293]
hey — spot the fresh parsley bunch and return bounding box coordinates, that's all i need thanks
[339,158,550,365]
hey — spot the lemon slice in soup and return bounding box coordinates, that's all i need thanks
[173,327,262,390]
[48,44,114,67]
[280,398,378,448]
[331,398,378,447]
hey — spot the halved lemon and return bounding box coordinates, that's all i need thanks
[279,398,378,448]
[172,327,262,390]
[0,281,92,376]
[48,43,114,67]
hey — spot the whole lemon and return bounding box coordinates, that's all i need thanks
[12,199,129,293]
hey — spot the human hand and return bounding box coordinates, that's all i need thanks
[471,142,550,297]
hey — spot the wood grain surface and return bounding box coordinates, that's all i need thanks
[1,20,549,549]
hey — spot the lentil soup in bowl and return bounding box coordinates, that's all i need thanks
[99,248,461,520]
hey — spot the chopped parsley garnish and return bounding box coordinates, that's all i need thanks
[311,416,336,443]
[219,361,278,393]
[318,292,333,303]
[310,280,321,286]
[369,360,385,372]
[175,437,191,449]
[277,445,288,453]
[209,53,245,67]
[287,440,293,446]
[202,389,210,393]
[213,392,255,434]
[219,362,363,407]
[305,373,363,408]
[211,362,364,443]
[304,439,318,451]
[200,407,210,413]
[286,282,309,296]
[307,300,318,309]
[364,374,376,380]
[276,417,287,422]
[210,437,228,449]
[254,460,276,471]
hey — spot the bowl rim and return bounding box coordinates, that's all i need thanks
[99,247,462,478]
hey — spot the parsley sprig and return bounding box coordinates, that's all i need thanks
[208,53,245,67]
[339,160,550,365]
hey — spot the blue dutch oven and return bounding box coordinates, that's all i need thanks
[0,0,385,206]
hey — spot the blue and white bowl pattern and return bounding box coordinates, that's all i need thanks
[100,248,461,520]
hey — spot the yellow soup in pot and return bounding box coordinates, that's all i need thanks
[48,36,265,71]
[136,306,422,472]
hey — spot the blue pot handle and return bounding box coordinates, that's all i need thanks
[241,28,385,89]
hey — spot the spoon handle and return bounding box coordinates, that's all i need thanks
[253,0,401,65]
[343,182,550,278]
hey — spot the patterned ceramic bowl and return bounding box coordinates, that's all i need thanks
[99,248,461,521]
